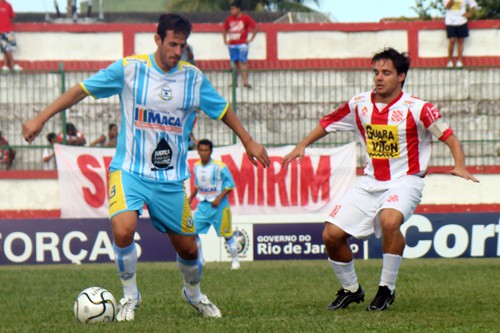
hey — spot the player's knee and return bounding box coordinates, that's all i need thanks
[380,217,403,235]
[322,224,346,247]
[113,232,134,248]
[112,225,136,247]
[177,244,198,261]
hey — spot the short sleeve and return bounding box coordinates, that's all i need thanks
[221,166,235,190]
[245,15,256,29]
[199,74,229,120]
[320,102,356,132]
[419,102,442,129]
[81,60,124,99]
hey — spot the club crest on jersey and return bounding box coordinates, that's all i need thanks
[160,84,173,101]
[391,109,404,123]
[361,106,369,116]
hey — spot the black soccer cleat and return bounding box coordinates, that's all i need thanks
[327,285,365,310]
[367,286,396,311]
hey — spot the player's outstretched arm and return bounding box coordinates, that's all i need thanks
[444,134,480,183]
[221,106,270,168]
[281,125,328,169]
[23,85,89,144]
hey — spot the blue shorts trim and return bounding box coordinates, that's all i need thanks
[194,200,233,237]
[108,170,196,235]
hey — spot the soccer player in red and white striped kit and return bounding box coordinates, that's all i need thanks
[281,47,479,311]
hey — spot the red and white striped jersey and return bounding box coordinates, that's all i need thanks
[320,90,453,181]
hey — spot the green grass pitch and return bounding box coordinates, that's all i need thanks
[0,259,498,332]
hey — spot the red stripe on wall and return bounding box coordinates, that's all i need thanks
[11,20,500,71]
[1,204,498,219]
[0,210,61,219]
[415,204,500,213]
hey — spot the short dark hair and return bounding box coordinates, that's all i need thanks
[198,139,213,150]
[47,132,56,142]
[372,47,411,88]
[108,123,117,131]
[157,14,192,42]
[230,1,242,9]
[66,122,76,132]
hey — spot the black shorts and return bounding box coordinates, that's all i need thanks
[446,24,469,39]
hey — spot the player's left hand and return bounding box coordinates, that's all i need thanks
[450,167,480,183]
[244,140,270,168]
[281,144,306,169]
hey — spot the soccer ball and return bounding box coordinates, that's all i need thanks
[74,287,117,323]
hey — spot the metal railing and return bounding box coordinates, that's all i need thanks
[1,65,499,170]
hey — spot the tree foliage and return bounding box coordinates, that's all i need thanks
[473,0,500,19]
[411,0,500,20]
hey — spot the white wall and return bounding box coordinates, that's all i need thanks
[1,174,497,211]
[12,28,500,62]
[16,32,123,60]
[134,32,267,60]
[419,29,500,58]
[278,31,408,59]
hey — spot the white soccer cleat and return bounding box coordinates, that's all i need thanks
[455,60,463,68]
[12,64,23,71]
[116,294,141,321]
[446,60,454,68]
[231,259,240,270]
[1,65,9,72]
[181,288,222,318]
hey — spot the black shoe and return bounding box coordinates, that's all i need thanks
[327,285,365,310]
[367,286,395,311]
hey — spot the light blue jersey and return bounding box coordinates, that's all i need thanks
[193,159,235,236]
[81,54,228,182]
[193,159,235,203]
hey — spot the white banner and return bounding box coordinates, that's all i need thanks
[55,142,357,218]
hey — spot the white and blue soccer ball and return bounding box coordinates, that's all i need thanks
[74,287,117,323]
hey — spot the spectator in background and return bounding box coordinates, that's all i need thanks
[56,122,86,146]
[180,43,197,66]
[223,0,257,88]
[444,0,477,68]
[0,0,22,72]
[42,132,57,170]
[0,130,15,169]
[90,123,118,147]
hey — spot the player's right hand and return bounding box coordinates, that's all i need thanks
[280,145,306,169]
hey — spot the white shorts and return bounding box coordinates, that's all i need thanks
[325,175,424,239]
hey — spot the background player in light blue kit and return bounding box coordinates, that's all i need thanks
[22,13,270,321]
[189,139,241,270]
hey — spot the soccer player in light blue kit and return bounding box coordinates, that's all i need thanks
[22,14,270,321]
[188,139,241,270]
